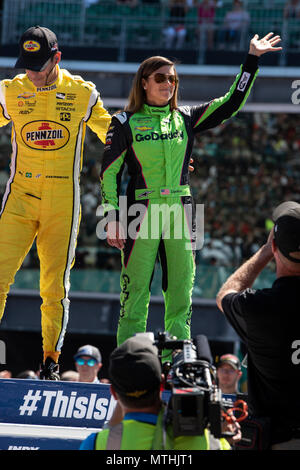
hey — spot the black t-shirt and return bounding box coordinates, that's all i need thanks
[222,276,300,443]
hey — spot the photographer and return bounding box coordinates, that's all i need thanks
[216,201,300,450]
[79,336,233,450]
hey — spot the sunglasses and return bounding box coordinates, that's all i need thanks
[76,358,97,367]
[149,73,177,85]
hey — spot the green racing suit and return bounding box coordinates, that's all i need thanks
[100,54,259,346]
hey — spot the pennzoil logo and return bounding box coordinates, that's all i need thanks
[21,120,70,151]
[23,40,41,52]
[37,84,57,92]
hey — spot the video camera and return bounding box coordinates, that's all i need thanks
[152,331,245,439]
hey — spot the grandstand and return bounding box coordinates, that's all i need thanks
[0,0,299,385]
[0,0,298,64]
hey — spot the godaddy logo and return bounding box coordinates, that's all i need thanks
[135,130,184,142]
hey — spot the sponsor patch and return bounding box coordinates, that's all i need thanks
[19,108,34,115]
[138,190,154,198]
[115,112,127,125]
[56,101,75,112]
[23,40,40,52]
[135,117,152,123]
[135,130,184,142]
[21,120,70,151]
[135,126,153,131]
[60,112,71,121]
[17,93,36,99]
[36,84,57,93]
[237,72,251,92]
[45,175,69,179]
[25,100,36,107]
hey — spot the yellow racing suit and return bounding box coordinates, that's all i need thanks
[0,66,111,362]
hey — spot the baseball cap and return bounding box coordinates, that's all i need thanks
[217,354,241,370]
[74,345,102,363]
[109,336,162,398]
[15,26,58,71]
[272,201,300,263]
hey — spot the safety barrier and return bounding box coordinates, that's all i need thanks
[0,378,171,450]
[0,378,113,449]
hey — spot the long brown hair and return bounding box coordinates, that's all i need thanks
[125,56,179,114]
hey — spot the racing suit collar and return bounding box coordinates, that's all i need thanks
[27,66,62,92]
[143,103,171,116]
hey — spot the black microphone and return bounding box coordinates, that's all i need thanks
[195,334,213,364]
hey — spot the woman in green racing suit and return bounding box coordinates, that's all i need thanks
[100,32,281,348]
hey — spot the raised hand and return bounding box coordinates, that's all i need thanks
[249,32,282,57]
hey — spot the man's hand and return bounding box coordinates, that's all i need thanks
[222,415,242,447]
[106,221,126,250]
[249,32,282,57]
[262,226,274,259]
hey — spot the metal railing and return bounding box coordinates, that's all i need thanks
[0,0,294,65]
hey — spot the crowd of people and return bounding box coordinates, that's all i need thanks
[21,0,292,52]
[191,111,300,267]
[0,110,296,273]
[75,110,300,272]
[0,342,243,396]
[0,343,109,383]
[86,0,289,51]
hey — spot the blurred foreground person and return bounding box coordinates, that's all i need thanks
[217,201,300,450]
[216,353,242,394]
[60,370,79,382]
[80,336,232,450]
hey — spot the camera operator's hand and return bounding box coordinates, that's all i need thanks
[222,415,242,446]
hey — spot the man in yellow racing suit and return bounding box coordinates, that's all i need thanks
[0,26,111,379]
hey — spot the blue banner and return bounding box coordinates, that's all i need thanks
[0,435,85,450]
[0,378,171,427]
[0,379,236,450]
[0,378,116,428]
